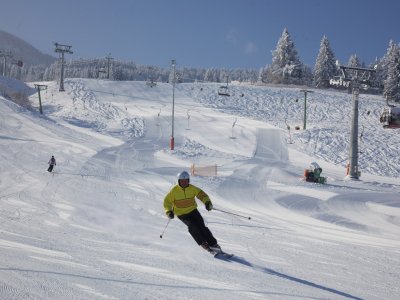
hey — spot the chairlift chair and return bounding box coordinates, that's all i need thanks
[146,79,157,88]
[218,86,230,96]
[12,59,23,67]
[97,68,107,78]
[380,106,400,129]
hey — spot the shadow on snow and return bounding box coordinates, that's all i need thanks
[217,256,363,300]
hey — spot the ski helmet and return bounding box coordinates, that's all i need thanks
[177,171,190,181]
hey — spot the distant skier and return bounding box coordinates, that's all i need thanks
[163,171,221,254]
[47,155,56,172]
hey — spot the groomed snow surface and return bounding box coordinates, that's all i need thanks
[0,77,399,299]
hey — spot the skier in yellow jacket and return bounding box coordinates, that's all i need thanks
[163,171,221,253]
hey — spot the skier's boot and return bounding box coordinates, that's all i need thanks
[209,243,222,253]
[201,241,216,254]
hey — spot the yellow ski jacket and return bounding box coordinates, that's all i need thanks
[163,184,211,216]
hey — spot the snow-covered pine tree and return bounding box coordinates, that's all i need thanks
[348,54,361,68]
[374,40,398,92]
[301,65,313,86]
[313,35,337,88]
[204,68,220,83]
[383,42,400,101]
[267,28,305,85]
[219,69,228,84]
[204,68,214,82]
[346,54,363,79]
[258,66,268,83]
[9,64,22,80]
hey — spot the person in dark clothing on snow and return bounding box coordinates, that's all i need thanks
[163,171,221,254]
[47,155,56,172]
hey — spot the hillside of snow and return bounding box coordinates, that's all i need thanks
[0,77,399,299]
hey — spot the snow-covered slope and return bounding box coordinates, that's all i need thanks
[0,78,399,299]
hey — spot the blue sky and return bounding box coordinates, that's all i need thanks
[1,0,400,69]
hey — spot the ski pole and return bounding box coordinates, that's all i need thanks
[214,208,251,220]
[159,219,171,238]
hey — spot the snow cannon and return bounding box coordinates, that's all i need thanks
[304,162,326,184]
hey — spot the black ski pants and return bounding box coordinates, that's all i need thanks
[47,165,54,172]
[178,209,217,246]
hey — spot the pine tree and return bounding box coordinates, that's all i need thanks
[314,36,337,88]
[267,28,306,84]
[301,65,314,86]
[345,54,363,79]
[383,42,400,101]
[348,54,361,68]
[258,66,268,83]
[204,68,213,82]
[373,40,398,91]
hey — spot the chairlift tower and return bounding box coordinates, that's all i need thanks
[105,53,113,79]
[54,43,73,92]
[340,65,375,179]
[0,50,13,77]
[170,59,176,150]
[299,89,313,130]
[34,84,48,114]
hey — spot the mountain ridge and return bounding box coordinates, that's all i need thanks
[0,29,56,67]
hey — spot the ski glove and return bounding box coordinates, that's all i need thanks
[167,211,174,219]
[205,201,213,211]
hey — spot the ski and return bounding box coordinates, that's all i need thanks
[214,251,234,259]
[211,249,234,259]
